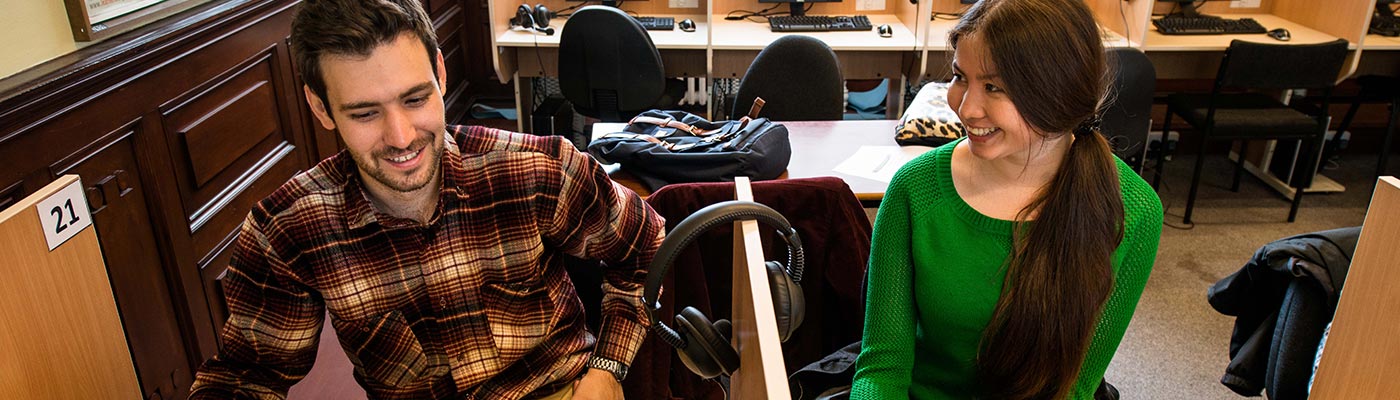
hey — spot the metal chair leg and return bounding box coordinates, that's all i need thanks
[1288,137,1321,223]
[1380,98,1398,178]
[1232,140,1249,192]
[1155,107,1173,190]
[1184,134,1208,224]
[1334,92,1364,142]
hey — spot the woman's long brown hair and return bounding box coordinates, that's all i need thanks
[949,0,1126,398]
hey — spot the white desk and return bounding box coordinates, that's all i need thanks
[1142,14,1349,51]
[708,14,916,50]
[495,15,710,49]
[591,119,929,201]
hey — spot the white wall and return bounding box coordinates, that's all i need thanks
[0,0,81,78]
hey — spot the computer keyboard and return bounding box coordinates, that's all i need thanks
[769,15,873,32]
[635,16,675,31]
[1371,14,1400,37]
[1152,17,1268,35]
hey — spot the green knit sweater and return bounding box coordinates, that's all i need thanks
[851,140,1163,399]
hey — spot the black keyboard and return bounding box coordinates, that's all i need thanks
[769,15,873,32]
[635,16,675,31]
[1153,17,1268,35]
[1372,14,1400,37]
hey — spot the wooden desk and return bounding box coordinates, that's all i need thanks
[591,119,926,201]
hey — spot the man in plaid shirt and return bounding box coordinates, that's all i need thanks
[189,0,664,398]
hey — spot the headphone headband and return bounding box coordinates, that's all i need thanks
[643,200,805,349]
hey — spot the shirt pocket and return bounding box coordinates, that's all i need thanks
[481,279,555,361]
[331,310,429,388]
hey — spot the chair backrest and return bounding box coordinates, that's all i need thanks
[732,35,844,121]
[1101,48,1156,172]
[558,6,665,122]
[1218,39,1349,91]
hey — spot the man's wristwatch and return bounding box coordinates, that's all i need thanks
[586,356,629,382]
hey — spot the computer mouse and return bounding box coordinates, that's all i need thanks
[878,24,893,38]
[679,18,696,32]
[1267,28,1291,41]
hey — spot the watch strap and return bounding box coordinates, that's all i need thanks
[586,355,628,382]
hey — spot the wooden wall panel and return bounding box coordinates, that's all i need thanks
[50,123,192,400]
[436,3,472,123]
[159,50,297,235]
[172,80,279,188]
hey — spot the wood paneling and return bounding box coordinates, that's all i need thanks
[50,123,194,400]
[171,79,279,188]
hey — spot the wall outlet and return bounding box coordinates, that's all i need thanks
[857,0,885,11]
[1230,0,1261,8]
[670,0,698,8]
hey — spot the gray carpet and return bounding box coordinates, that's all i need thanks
[860,151,1394,399]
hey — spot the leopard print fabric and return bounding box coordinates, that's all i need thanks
[895,82,965,147]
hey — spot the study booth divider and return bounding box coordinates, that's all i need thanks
[0,175,141,399]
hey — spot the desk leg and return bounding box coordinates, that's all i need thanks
[512,72,537,133]
[886,76,907,119]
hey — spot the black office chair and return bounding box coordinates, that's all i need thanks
[1158,39,1348,224]
[558,6,665,122]
[1101,48,1157,173]
[732,35,844,121]
[1331,74,1399,178]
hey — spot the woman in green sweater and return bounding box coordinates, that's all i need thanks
[850,0,1163,398]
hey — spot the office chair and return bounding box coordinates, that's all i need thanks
[558,6,665,122]
[1158,39,1348,224]
[1331,74,1398,178]
[1101,48,1157,174]
[732,35,844,121]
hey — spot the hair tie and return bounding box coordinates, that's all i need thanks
[1073,115,1102,136]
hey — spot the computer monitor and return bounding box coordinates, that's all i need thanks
[758,0,841,17]
[1156,0,1232,19]
[960,0,977,4]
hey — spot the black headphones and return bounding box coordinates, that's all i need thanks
[643,200,806,380]
[511,4,555,35]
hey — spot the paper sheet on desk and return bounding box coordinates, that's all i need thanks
[832,145,930,183]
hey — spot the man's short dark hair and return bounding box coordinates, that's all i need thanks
[291,0,439,106]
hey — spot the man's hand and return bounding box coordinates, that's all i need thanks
[571,368,624,400]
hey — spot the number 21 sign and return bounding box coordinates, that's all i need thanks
[35,179,93,251]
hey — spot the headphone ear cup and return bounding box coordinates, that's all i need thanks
[766,261,805,342]
[533,4,552,28]
[513,4,534,28]
[675,307,740,379]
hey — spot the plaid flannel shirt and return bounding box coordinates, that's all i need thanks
[190,125,665,399]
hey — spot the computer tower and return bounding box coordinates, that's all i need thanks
[532,97,574,136]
